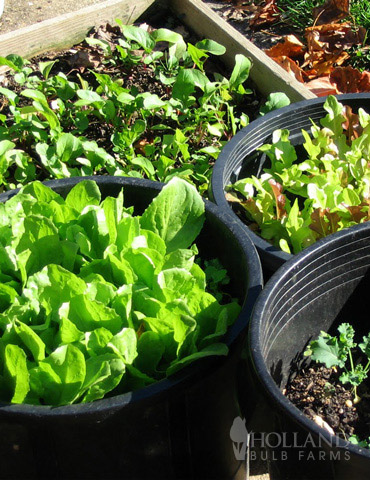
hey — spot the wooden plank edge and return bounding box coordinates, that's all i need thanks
[0,0,155,58]
[170,0,316,102]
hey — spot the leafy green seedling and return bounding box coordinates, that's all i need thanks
[0,24,267,193]
[200,258,230,302]
[228,95,370,254]
[305,323,370,404]
[349,434,370,448]
[259,92,290,116]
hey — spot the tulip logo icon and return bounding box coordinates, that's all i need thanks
[230,416,249,461]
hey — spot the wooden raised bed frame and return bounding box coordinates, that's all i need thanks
[0,0,156,59]
[0,0,315,103]
[171,0,315,102]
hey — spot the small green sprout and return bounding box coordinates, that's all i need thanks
[349,435,370,449]
[305,323,370,404]
[0,24,265,194]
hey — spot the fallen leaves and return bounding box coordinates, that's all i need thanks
[249,0,280,29]
[209,0,370,96]
[269,55,306,82]
[265,35,305,59]
[330,66,370,93]
[68,50,102,70]
[305,23,365,55]
[265,35,307,82]
[304,77,339,96]
[263,0,369,96]
[312,0,350,26]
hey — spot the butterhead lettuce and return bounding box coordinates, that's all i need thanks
[0,177,240,406]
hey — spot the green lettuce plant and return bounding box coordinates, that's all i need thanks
[0,24,257,194]
[227,95,370,254]
[0,177,240,406]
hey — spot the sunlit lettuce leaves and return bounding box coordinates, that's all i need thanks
[0,178,240,406]
[140,177,204,252]
[227,95,370,254]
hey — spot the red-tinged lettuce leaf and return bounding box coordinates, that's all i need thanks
[268,179,287,220]
[309,208,341,238]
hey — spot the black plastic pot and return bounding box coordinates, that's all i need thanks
[249,221,370,479]
[0,176,263,480]
[210,93,370,278]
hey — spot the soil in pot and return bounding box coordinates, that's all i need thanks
[247,220,370,479]
[286,366,364,440]
[285,322,370,450]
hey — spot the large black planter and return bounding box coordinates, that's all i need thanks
[0,176,263,480]
[249,221,370,479]
[210,93,370,278]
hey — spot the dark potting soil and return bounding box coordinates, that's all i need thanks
[203,0,295,50]
[285,365,370,443]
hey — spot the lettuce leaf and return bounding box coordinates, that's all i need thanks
[228,95,370,254]
[0,178,240,406]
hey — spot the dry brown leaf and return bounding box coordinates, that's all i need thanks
[69,50,102,70]
[305,76,339,96]
[312,0,349,26]
[303,50,349,77]
[92,23,120,51]
[302,23,364,80]
[134,138,153,155]
[249,0,280,29]
[301,50,326,72]
[221,7,246,21]
[235,4,258,12]
[270,56,306,83]
[330,66,370,93]
[305,23,366,54]
[265,35,305,59]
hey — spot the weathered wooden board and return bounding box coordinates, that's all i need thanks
[0,0,315,103]
[170,0,316,102]
[0,0,155,58]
